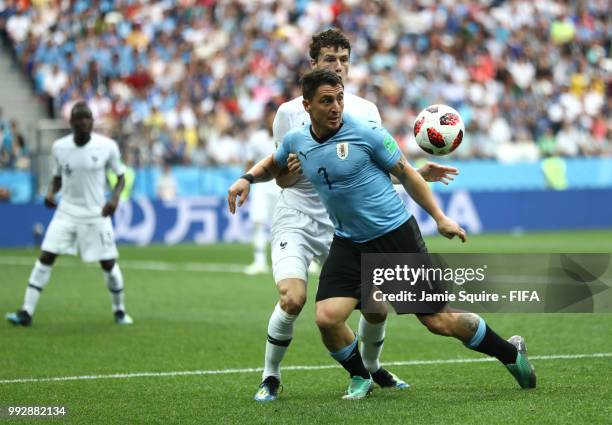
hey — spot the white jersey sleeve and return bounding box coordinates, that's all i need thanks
[344,93,382,126]
[368,101,382,127]
[272,104,295,150]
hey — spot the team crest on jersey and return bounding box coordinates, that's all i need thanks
[336,142,349,160]
[63,163,72,176]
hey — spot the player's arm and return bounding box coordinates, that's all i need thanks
[102,174,125,217]
[389,155,466,242]
[227,154,283,214]
[102,142,126,217]
[45,148,62,209]
[390,161,458,184]
[44,176,62,209]
[275,163,300,186]
[272,108,300,187]
[416,162,459,184]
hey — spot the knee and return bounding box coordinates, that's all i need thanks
[315,306,342,331]
[279,291,306,315]
[362,311,387,324]
[39,251,57,266]
[100,259,116,272]
[419,314,453,336]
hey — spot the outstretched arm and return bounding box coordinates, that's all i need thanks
[389,155,466,242]
[416,162,458,185]
[227,154,282,214]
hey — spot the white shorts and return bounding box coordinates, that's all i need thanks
[41,212,118,262]
[271,207,334,283]
[249,181,280,225]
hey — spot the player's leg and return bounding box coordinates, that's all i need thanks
[99,259,133,325]
[315,236,373,399]
[255,213,312,402]
[315,297,373,400]
[79,217,132,325]
[255,276,306,402]
[6,214,77,326]
[316,243,407,389]
[264,276,307,378]
[387,217,534,388]
[359,311,409,389]
[6,251,58,326]
[416,308,536,388]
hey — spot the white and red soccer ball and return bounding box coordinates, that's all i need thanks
[413,104,464,156]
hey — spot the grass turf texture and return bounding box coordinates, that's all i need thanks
[1,230,611,424]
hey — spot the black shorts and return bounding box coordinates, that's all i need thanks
[316,216,434,309]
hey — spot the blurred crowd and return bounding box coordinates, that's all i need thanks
[0,0,610,168]
[0,107,29,170]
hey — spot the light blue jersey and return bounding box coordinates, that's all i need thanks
[274,113,411,243]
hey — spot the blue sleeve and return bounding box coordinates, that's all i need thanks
[369,128,401,171]
[274,134,291,167]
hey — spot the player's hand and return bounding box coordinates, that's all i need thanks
[44,194,57,209]
[227,179,251,214]
[418,162,458,185]
[436,215,467,242]
[287,153,302,175]
[275,167,300,188]
[102,199,118,217]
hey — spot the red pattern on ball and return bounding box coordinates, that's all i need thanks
[414,116,425,136]
[427,127,446,148]
[450,130,463,152]
[440,113,460,126]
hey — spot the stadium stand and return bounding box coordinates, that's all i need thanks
[0,0,609,172]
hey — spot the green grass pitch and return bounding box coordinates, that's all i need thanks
[1,230,611,424]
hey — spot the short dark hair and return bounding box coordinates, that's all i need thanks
[309,28,351,61]
[70,101,92,118]
[301,69,344,101]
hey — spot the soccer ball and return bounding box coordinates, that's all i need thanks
[413,104,464,155]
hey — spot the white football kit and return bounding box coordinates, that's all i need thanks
[271,94,382,283]
[41,133,126,262]
[246,129,280,225]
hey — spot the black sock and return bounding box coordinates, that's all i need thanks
[331,338,370,379]
[471,325,518,365]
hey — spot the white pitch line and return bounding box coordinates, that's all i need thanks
[0,256,246,273]
[1,353,610,385]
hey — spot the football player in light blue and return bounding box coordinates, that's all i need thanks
[228,69,536,400]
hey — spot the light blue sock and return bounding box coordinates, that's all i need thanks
[330,336,358,362]
[465,316,486,349]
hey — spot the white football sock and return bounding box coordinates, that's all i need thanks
[263,303,297,380]
[23,260,53,315]
[359,316,386,372]
[103,264,125,312]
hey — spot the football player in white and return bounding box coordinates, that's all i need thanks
[243,107,280,275]
[6,102,133,326]
[252,29,458,401]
